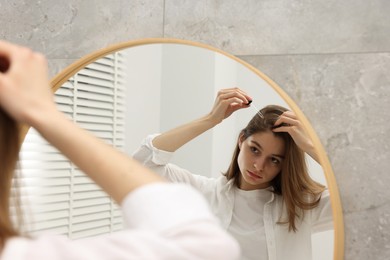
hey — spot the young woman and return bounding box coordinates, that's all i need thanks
[133,88,333,260]
[0,40,240,259]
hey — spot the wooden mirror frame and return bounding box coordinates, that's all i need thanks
[31,38,344,259]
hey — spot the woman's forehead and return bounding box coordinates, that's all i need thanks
[247,132,285,155]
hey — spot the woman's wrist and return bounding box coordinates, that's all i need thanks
[306,143,320,163]
[204,112,222,127]
[26,104,64,132]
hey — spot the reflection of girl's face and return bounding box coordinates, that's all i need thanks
[237,131,285,190]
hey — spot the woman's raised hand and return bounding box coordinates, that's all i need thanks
[273,111,319,163]
[0,41,56,126]
[209,88,252,124]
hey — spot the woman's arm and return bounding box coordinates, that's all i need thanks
[32,109,165,204]
[0,41,163,204]
[153,88,252,152]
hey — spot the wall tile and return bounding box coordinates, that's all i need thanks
[164,0,390,55]
[344,206,390,259]
[1,0,164,59]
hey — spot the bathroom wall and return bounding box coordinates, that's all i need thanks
[1,0,389,259]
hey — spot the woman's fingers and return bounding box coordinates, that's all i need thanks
[215,96,245,113]
[274,111,299,126]
[273,111,302,141]
[0,41,53,124]
[274,116,299,128]
[216,88,252,105]
[217,88,253,113]
[282,110,297,119]
[209,88,252,123]
[272,111,316,157]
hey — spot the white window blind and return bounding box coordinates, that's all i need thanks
[15,52,126,239]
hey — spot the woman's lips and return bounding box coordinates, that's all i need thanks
[247,170,262,179]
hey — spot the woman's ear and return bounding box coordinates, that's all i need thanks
[238,134,244,149]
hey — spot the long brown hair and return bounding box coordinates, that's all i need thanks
[224,105,325,232]
[0,109,20,247]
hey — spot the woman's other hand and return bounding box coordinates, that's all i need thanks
[208,88,252,125]
[273,110,319,163]
[0,40,56,125]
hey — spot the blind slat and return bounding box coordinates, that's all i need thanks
[15,52,126,240]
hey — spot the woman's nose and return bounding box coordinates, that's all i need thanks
[253,158,266,171]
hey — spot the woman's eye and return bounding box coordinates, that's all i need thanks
[250,147,258,154]
[271,157,280,165]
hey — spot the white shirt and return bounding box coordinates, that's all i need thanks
[228,188,271,260]
[133,134,334,260]
[1,183,240,260]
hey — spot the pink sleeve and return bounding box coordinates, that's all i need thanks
[1,183,240,260]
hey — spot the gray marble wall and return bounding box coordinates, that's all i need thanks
[1,0,389,259]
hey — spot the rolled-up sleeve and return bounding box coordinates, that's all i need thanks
[132,134,215,190]
[132,134,173,166]
[1,183,240,260]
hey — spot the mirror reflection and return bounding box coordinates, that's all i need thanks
[123,44,325,183]
[19,43,334,260]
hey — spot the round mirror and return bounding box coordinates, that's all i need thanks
[19,38,343,260]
